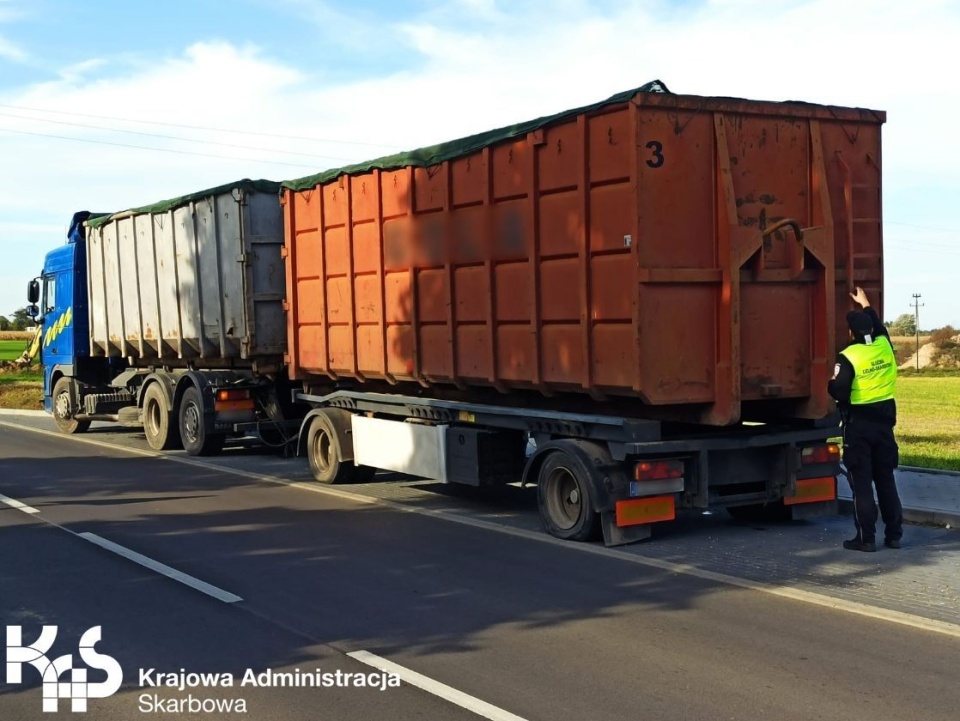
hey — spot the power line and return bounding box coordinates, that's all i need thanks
[885,220,959,234]
[0,127,321,169]
[0,111,358,162]
[0,101,402,150]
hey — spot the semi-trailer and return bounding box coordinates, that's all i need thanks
[30,81,885,544]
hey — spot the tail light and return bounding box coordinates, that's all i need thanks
[801,444,840,465]
[217,389,251,402]
[215,388,254,412]
[634,459,684,481]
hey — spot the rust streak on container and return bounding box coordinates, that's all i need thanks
[343,177,362,381]
[373,169,390,381]
[317,184,334,379]
[629,99,642,395]
[281,190,298,377]
[442,160,462,388]
[408,166,425,386]
[482,146,504,392]
[712,112,741,425]
[527,129,544,390]
[577,115,595,395]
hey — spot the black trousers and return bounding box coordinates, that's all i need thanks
[843,419,902,543]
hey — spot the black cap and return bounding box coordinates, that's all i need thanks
[846,311,874,337]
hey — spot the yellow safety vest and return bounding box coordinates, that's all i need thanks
[839,336,897,405]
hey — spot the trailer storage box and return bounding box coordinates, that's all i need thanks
[85,180,285,365]
[281,83,884,425]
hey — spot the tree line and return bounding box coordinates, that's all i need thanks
[0,308,36,331]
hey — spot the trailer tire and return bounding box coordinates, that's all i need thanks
[52,377,90,435]
[179,386,225,456]
[306,410,363,484]
[537,449,600,541]
[143,383,181,451]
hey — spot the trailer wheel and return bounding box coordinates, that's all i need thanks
[52,377,90,435]
[537,450,600,541]
[179,386,225,456]
[306,410,364,484]
[142,383,181,451]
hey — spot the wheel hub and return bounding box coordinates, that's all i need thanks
[183,403,201,441]
[55,392,71,419]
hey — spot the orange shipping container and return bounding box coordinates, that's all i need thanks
[281,83,884,426]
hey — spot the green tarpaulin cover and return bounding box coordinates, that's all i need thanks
[281,80,670,191]
[86,179,281,229]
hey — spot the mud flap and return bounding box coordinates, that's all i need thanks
[789,499,838,520]
[601,510,652,546]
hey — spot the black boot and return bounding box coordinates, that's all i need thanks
[843,537,877,552]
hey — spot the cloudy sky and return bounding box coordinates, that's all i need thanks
[1,0,958,328]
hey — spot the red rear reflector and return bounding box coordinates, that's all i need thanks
[801,444,840,465]
[634,460,684,481]
[215,399,255,412]
[784,477,836,505]
[616,496,676,526]
[217,389,251,402]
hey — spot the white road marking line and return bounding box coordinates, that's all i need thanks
[0,492,40,514]
[3,417,960,639]
[78,532,243,604]
[348,650,528,721]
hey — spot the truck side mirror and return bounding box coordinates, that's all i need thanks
[27,304,39,319]
[28,279,40,304]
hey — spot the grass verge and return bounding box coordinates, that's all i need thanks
[0,380,42,410]
[896,375,960,471]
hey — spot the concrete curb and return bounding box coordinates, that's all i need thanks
[838,499,960,528]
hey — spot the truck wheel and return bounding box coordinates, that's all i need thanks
[537,450,600,541]
[306,410,363,484]
[142,383,181,451]
[52,377,90,435]
[179,386,225,456]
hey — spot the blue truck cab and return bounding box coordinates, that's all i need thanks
[29,211,120,432]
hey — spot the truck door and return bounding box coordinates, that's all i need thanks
[40,268,77,387]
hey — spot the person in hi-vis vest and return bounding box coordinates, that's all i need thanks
[828,287,903,552]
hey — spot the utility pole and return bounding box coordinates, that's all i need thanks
[911,293,924,372]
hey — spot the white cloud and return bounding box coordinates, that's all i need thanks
[1,0,959,325]
[0,37,24,61]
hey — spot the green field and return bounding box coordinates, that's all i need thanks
[896,375,960,471]
[0,339,31,361]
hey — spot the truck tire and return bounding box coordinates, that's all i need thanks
[306,410,366,484]
[179,386,225,456]
[52,377,90,435]
[142,383,181,451]
[537,449,600,541]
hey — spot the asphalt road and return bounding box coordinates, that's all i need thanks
[1,419,959,721]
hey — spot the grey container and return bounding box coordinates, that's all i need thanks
[85,182,285,365]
